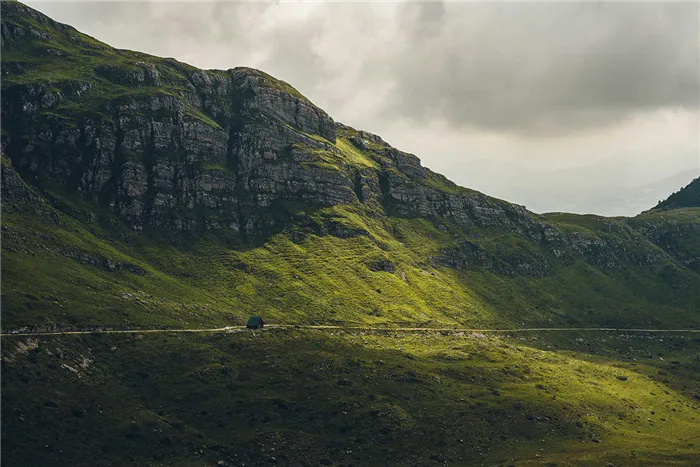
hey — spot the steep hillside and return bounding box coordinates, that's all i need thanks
[2,1,700,333]
[651,177,700,212]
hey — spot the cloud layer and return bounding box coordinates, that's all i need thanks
[383,2,699,135]
[29,1,698,135]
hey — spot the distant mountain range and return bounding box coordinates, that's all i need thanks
[451,157,698,216]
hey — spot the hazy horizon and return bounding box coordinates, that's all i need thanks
[26,1,700,216]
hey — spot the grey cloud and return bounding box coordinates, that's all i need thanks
[405,1,446,39]
[382,2,699,136]
[27,1,270,66]
[257,7,330,96]
[25,2,699,136]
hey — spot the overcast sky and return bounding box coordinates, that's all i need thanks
[27,1,700,216]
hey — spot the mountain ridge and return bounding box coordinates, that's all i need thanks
[650,177,700,212]
[2,0,533,246]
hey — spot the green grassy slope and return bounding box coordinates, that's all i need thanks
[4,169,700,332]
[2,329,698,466]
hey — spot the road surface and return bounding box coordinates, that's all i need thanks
[2,324,698,338]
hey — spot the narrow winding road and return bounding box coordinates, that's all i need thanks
[2,324,698,338]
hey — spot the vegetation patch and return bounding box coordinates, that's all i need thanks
[2,330,698,466]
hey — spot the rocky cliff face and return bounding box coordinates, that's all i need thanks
[1,2,541,239]
[629,212,700,273]
[2,1,699,278]
[7,75,352,236]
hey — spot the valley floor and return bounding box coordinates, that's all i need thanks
[2,328,699,466]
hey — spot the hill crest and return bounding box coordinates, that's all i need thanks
[650,176,700,212]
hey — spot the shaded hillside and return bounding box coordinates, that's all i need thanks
[652,177,700,212]
[3,329,699,467]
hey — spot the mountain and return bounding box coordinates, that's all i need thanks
[651,176,700,212]
[454,157,699,216]
[2,3,700,466]
[3,0,700,331]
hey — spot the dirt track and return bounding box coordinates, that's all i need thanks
[2,324,698,338]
